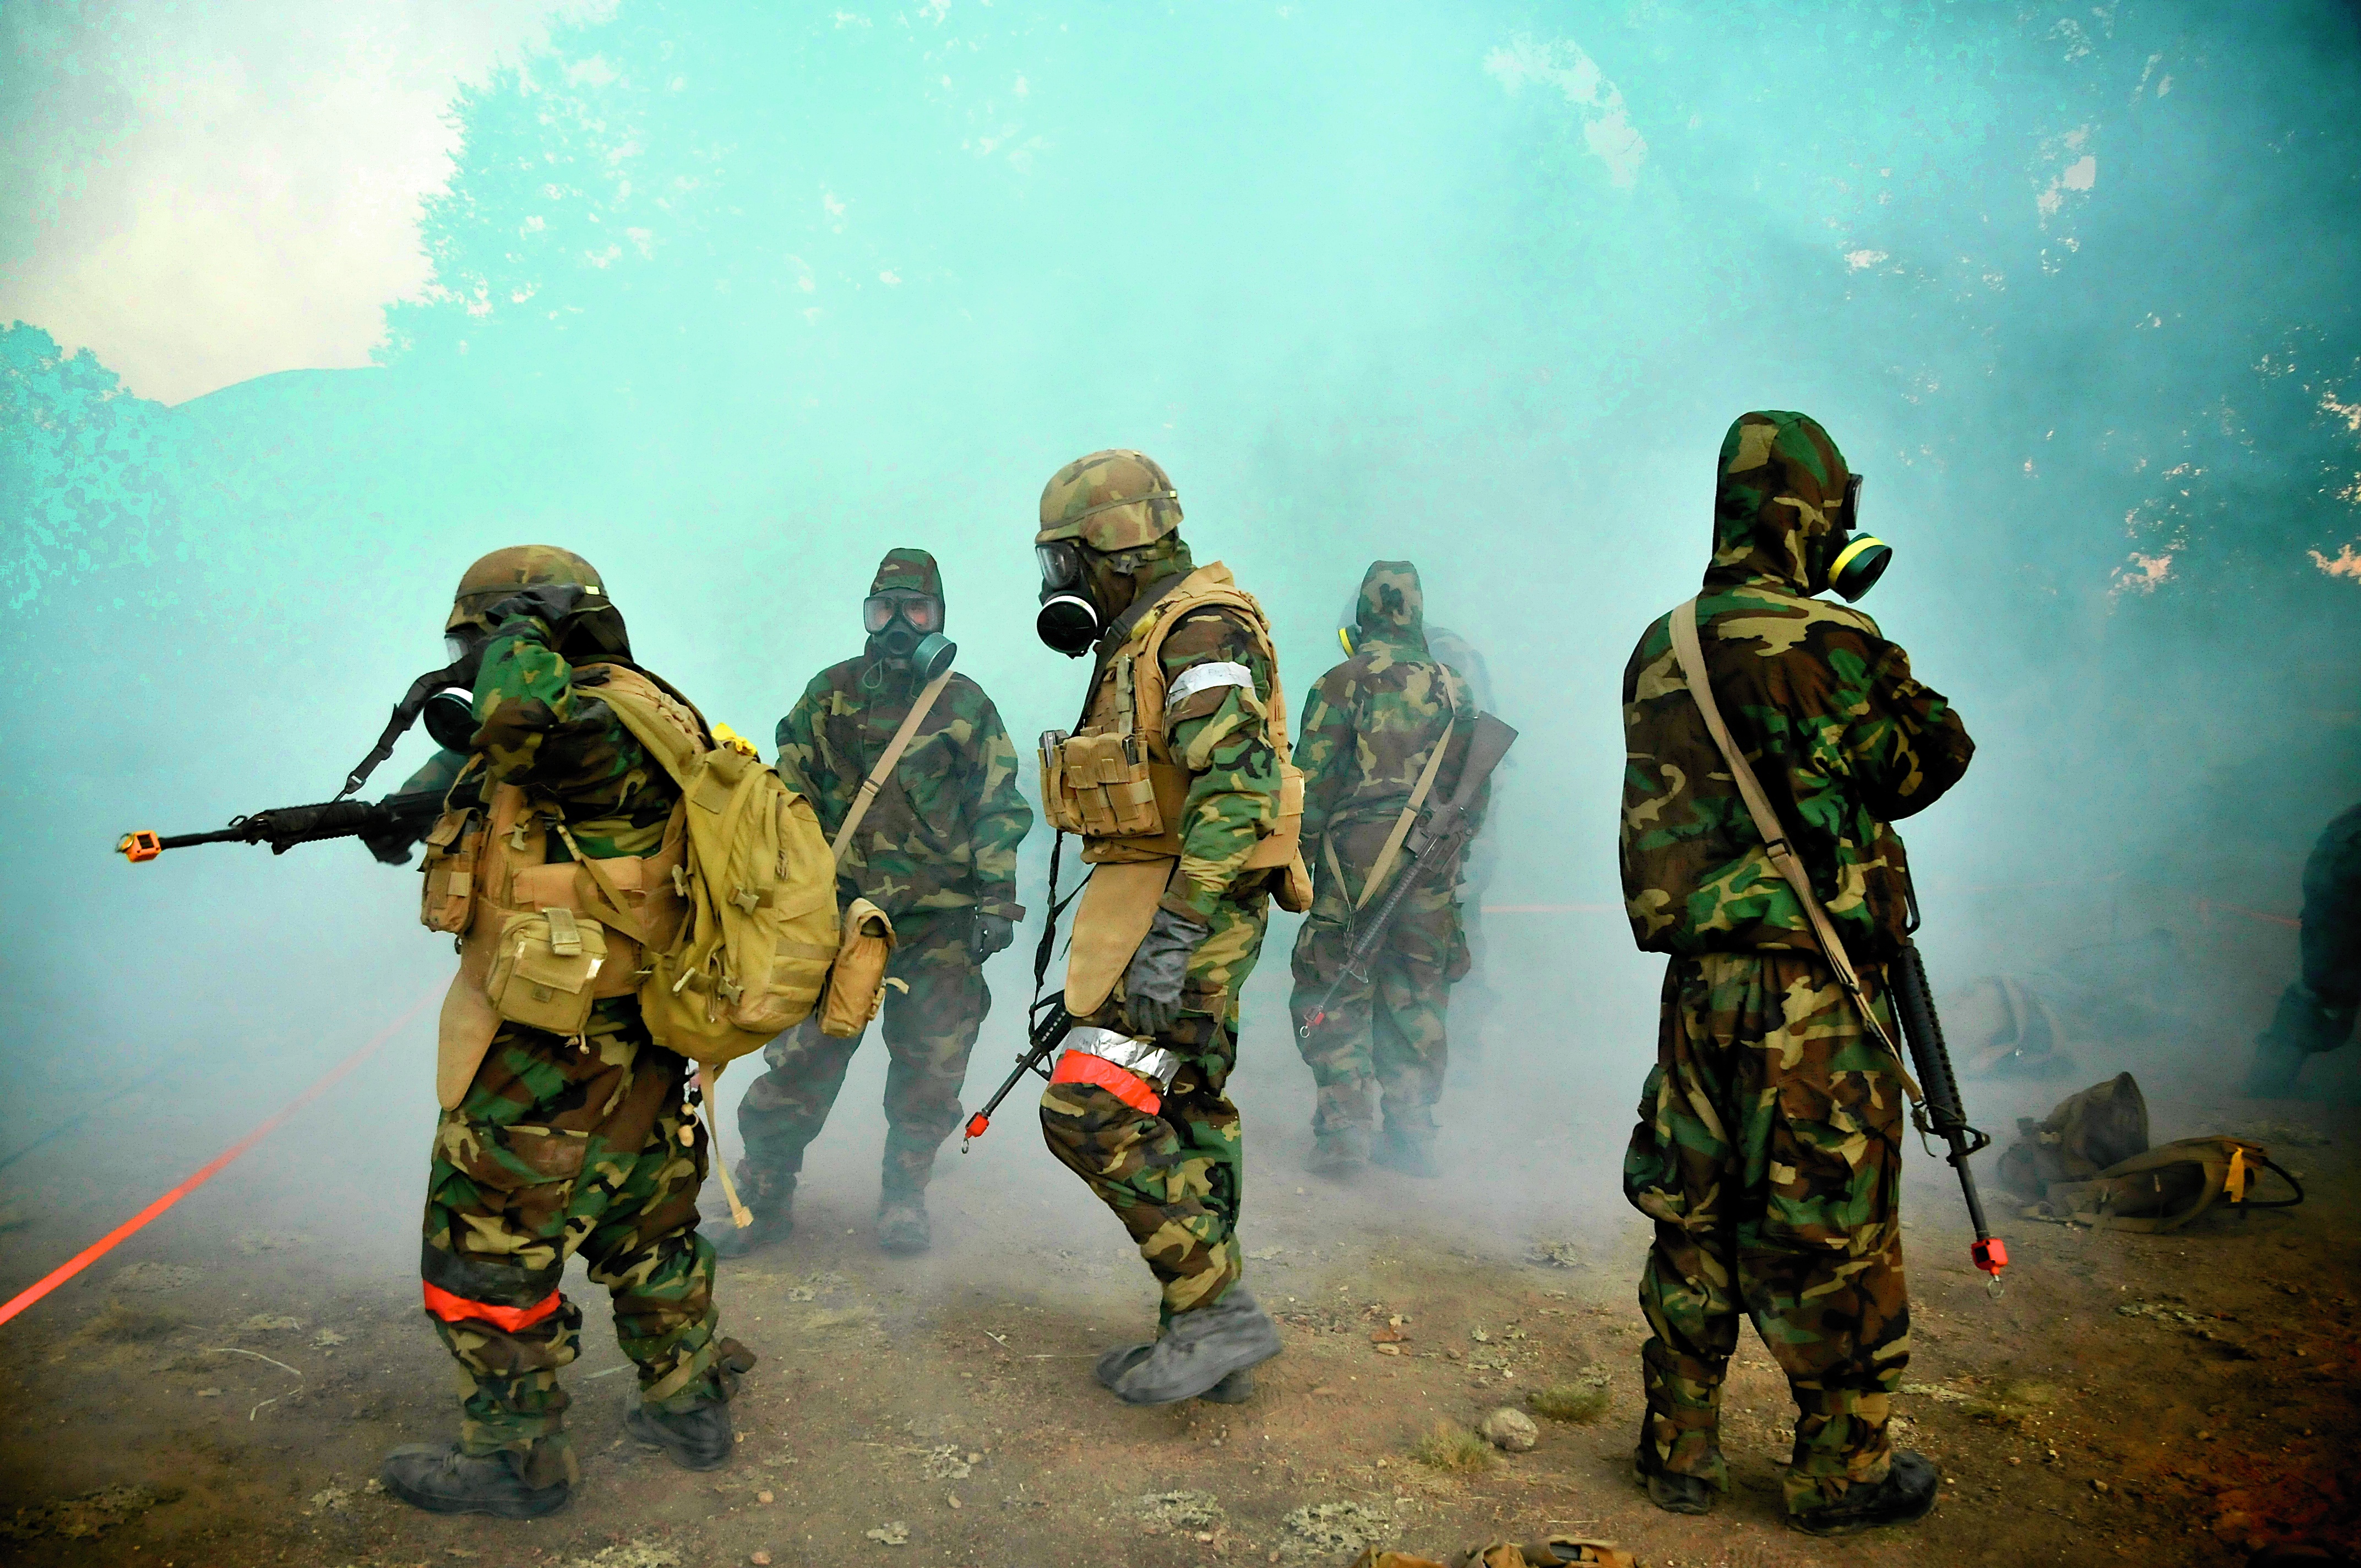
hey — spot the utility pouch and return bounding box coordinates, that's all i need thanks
[818,897,898,1038]
[1052,731,1164,840]
[485,907,609,1037]
[418,807,485,935]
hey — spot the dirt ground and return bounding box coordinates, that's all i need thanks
[2,910,2354,1568]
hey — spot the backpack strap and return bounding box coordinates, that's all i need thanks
[830,667,954,864]
[1668,598,1920,1096]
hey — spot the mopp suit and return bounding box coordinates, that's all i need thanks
[1030,449,1310,1405]
[1289,560,1487,1176]
[732,547,1032,1253]
[383,547,751,1518]
[1617,413,1973,1526]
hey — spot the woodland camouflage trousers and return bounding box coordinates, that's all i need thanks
[1621,951,1912,1515]
[1042,885,1269,1322]
[733,911,989,1205]
[1288,823,1467,1136]
[421,1001,734,1488]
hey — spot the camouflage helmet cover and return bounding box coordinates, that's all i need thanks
[447,545,612,634]
[1036,449,1183,552]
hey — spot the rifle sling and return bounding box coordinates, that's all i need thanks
[1352,714,1456,911]
[1667,598,1921,1102]
[831,668,954,864]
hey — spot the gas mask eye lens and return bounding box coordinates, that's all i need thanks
[863,596,897,634]
[904,596,942,633]
[445,634,470,663]
[1844,472,1864,525]
[1036,542,1083,591]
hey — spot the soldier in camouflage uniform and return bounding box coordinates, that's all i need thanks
[2245,801,2361,1096]
[1029,449,1292,1406]
[1289,561,1487,1178]
[379,547,752,1520]
[725,548,1031,1257]
[1618,413,1974,1536]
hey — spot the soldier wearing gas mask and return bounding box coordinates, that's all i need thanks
[723,548,1032,1257]
[1618,412,1973,1536]
[1030,450,1312,1406]
[377,546,753,1519]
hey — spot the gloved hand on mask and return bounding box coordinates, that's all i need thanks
[967,912,1015,964]
[1122,907,1210,1036]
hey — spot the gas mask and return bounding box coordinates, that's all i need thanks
[1825,473,1891,602]
[1035,540,1103,657]
[864,590,955,681]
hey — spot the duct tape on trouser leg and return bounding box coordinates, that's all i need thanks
[1047,1026,1182,1116]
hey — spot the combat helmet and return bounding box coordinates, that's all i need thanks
[447,545,628,656]
[1036,450,1183,552]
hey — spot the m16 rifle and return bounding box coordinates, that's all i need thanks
[1297,710,1517,1037]
[1890,913,2009,1288]
[117,789,449,865]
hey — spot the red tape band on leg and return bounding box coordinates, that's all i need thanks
[1048,1049,1162,1117]
[422,1280,563,1333]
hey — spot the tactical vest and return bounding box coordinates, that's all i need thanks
[1043,563,1312,1015]
[420,664,693,1108]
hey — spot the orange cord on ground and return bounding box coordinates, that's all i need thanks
[0,989,438,1329]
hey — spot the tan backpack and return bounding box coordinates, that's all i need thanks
[1998,1072,2304,1232]
[585,669,852,1066]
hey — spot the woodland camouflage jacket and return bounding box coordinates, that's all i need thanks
[1619,411,1974,962]
[1298,561,1487,867]
[774,659,1031,922]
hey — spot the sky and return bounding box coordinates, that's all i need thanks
[0,0,597,404]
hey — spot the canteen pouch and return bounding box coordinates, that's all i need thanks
[485,906,609,1037]
[818,897,897,1038]
[418,807,485,935]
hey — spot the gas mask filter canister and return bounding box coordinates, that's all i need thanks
[1035,541,1102,657]
[1826,472,1891,602]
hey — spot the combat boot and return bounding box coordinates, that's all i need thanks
[877,1190,932,1255]
[1109,1286,1282,1406]
[1303,1126,1368,1177]
[1095,1342,1258,1403]
[1632,1442,1716,1516]
[1787,1450,1938,1536]
[379,1444,570,1518]
[625,1398,735,1471]
[710,1175,795,1260]
[1373,1124,1438,1179]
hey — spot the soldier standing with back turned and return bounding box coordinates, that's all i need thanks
[1288,560,1487,1178]
[723,548,1032,1256]
[1618,412,1973,1536]
[1029,450,1310,1405]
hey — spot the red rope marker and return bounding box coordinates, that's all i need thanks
[0,989,438,1329]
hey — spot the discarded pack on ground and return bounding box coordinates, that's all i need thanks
[1999,1072,2303,1231]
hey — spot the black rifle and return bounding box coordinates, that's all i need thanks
[1298,711,1517,1037]
[964,818,1084,1146]
[1888,929,2009,1287]
[117,789,447,863]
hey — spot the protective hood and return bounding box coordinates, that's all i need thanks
[1354,559,1428,651]
[1704,411,1852,595]
[871,547,943,603]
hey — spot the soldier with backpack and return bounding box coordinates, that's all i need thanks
[722,548,1033,1257]
[378,547,779,1519]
